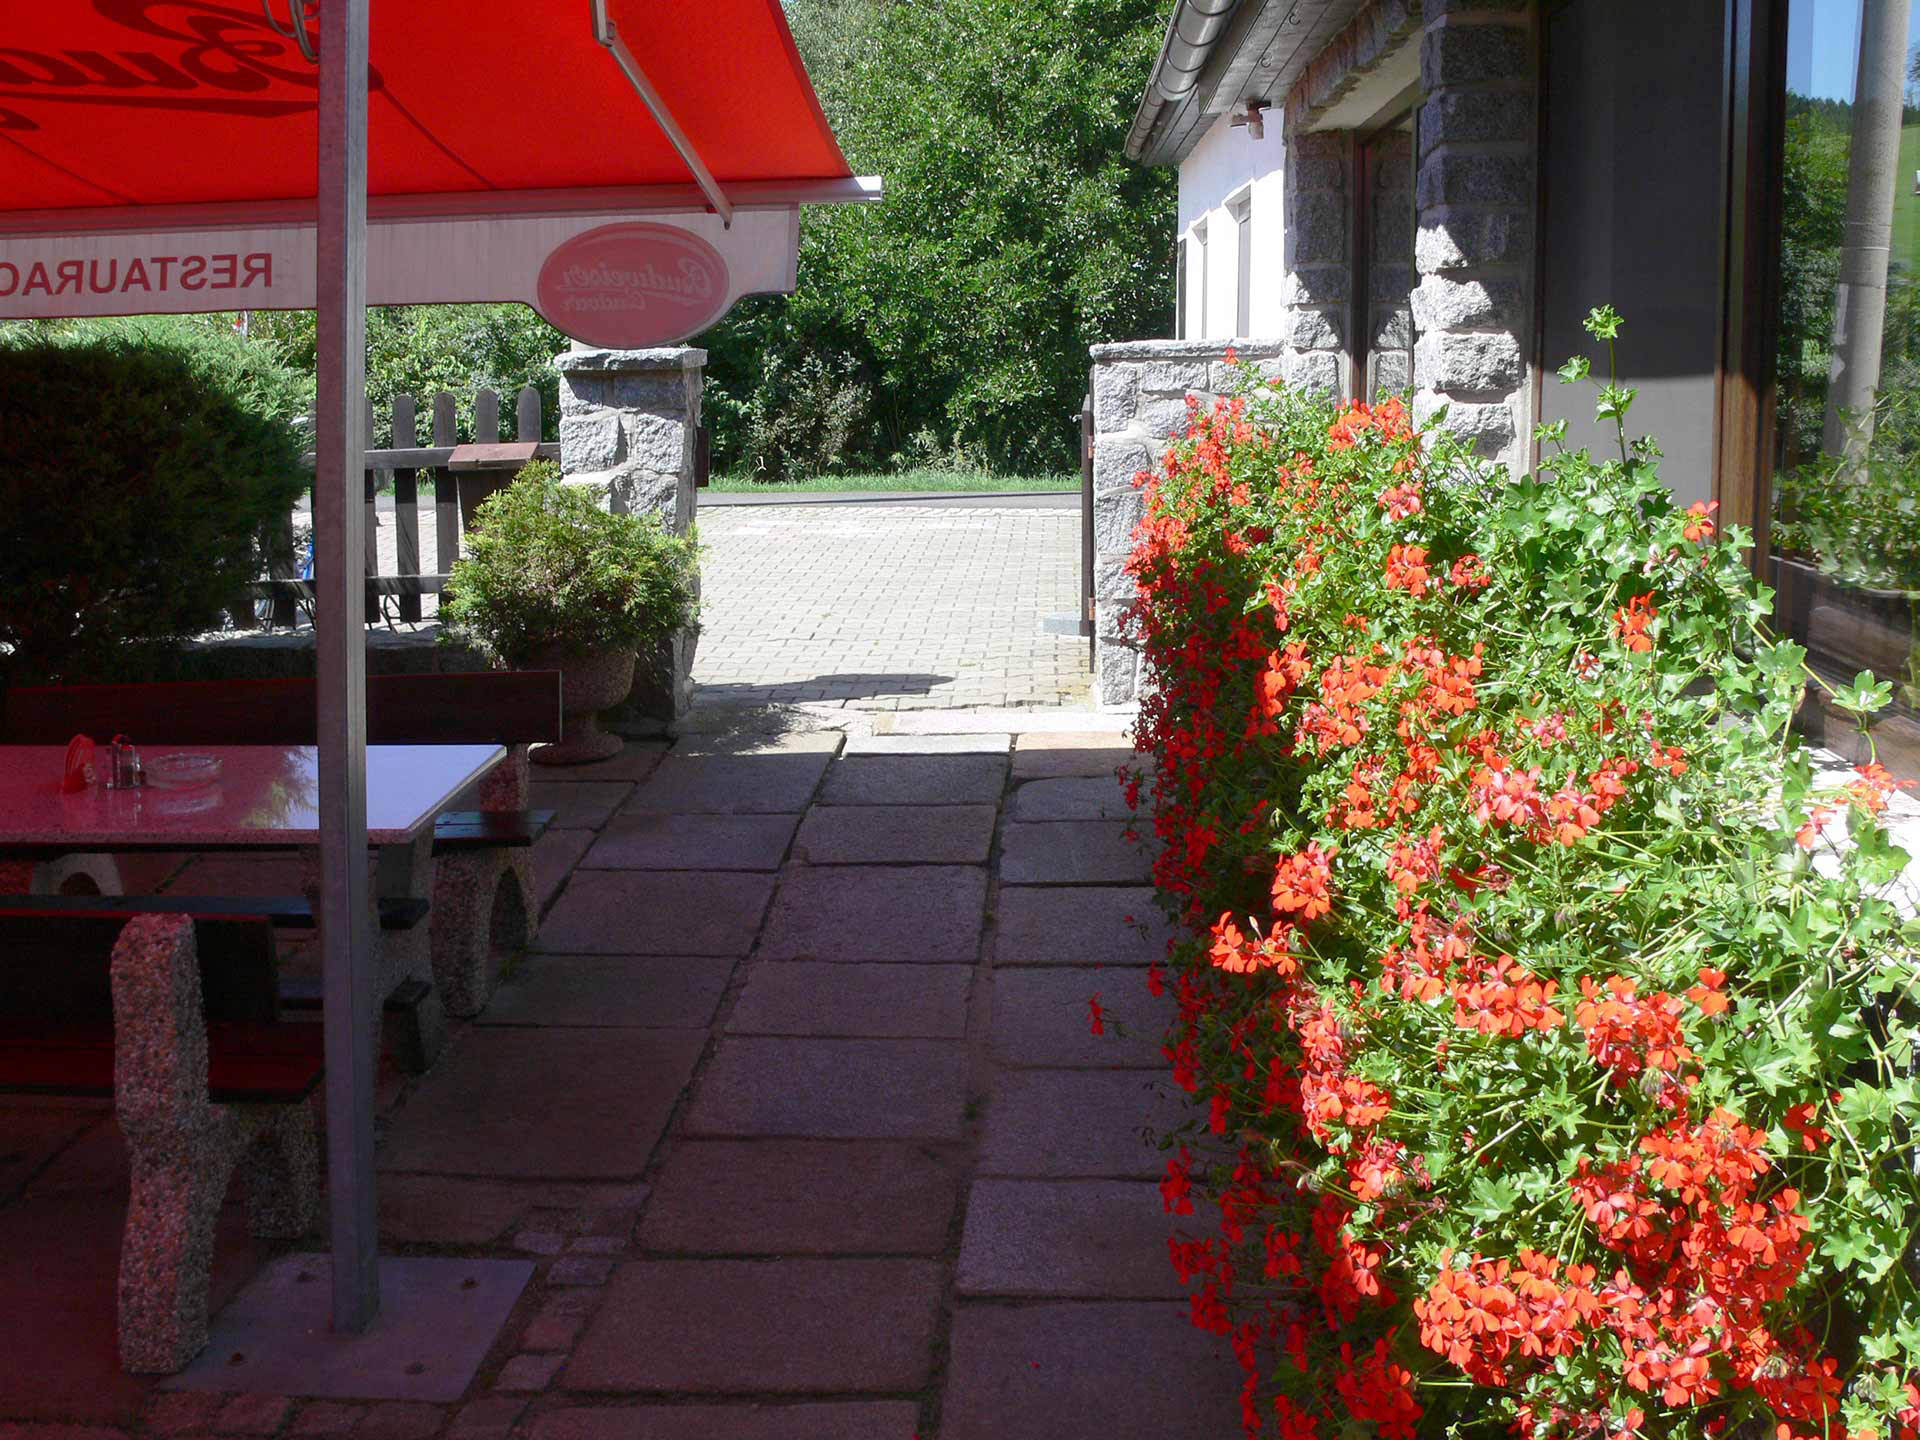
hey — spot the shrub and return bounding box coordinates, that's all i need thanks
[440,461,698,666]
[734,349,872,482]
[0,317,310,681]
[1125,312,1920,1439]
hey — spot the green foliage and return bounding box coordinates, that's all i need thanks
[441,462,698,665]
[701,0,1175,477]
[735,348,871,481]
[1774,396,1920,593]
[244,303,569,446]
[0,317,309,680]
[1128,325,1920,1436]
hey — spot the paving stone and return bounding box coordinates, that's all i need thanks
[290,1401,366,1436]
[445,1397,523,1440]
[940,1303,1241,1440]
[146,1393,223,1436]
[521,1308,586,1352]
[1008,776,1137,822]
[1010,731,1140,780]
[482,955,733,1029]
[532,742,667,783]
[547,1256,614,1286]
[726,962,971,1039]
[530,828,593,913]
[990,966,1167,1068]
[628,751,832,813]
[979,1069,1191,1177]
[842,733,1012,755]
[957,1180,1182,1297]
[638,1140,958,1254]
[0,1105,100,1201]
[368,1176,638,1246]
[565,1259,942,1392]
[568,1234,624,1254]
[817,754,1008,806]
[675,729,848,756]
[380,1028,704,1178]
[349,1404,442,1440]
[212,1394,292,1435]
[993,886,1176,967]
[792,804,995,865]
[537,870,773,955]
[494,1354,564,1392]
[526,781,632,831]
[759,866,986,962]
[529,1402,921,1440]
[686,1038,966,1140]
[513,1230,564,1255]
[581,811,799,871]
[999,821,1152,884]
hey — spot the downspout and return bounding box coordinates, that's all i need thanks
[1126,0,1239,160]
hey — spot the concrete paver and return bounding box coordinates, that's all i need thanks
[999,820,1154,885]
[993,885,1174,967]
[817,753,1008,806]
[939,1303,1241,1440]
[565,1259,943,1392]
[638,1141,958,1255]
[480,955,734,1030]
[530,1403,922,1440]
[978,1069,1191,1178]
[792,804,996,865]
[581,811,800,871]
[758,865,987,963]
[1008,775,1139,822]
[685,1037,968,1140]
[537,870,774,955]
[726,961,972,1039]
[692,504,1089,711]
[956,1180,1183,1297]
[990,966,1169,1068]
[378,1028,705,1178]
[627,751,834,814]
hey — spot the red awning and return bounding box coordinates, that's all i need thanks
[1,0,852,217]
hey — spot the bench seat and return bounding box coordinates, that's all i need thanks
[0,1020,323,1104]
[0,893,429,930]
[432,808,555,851]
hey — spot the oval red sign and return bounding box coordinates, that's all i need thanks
[534,223,732,347]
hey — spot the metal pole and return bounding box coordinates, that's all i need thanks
[316,0,377,1331]
[1820,0,1909,460]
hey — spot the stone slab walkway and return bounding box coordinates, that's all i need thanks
[0,714,1243,1440]
[693,505,1092,711]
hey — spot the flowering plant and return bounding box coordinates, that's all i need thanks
[1126,309,1920,1439]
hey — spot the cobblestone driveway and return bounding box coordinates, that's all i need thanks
[692,503,1091,710]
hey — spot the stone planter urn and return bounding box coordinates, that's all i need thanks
[527,647,636,765]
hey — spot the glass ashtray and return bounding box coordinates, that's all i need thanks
[145,751,223,789]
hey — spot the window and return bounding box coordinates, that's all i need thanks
[1229,190,1253,338]
[1766,0,1920,780]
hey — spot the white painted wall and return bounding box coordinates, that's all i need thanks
[1176,112,1286,340]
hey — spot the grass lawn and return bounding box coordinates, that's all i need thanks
[1895,123,1920,270]
[705,469,1079,494]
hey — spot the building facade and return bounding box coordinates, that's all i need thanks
[1096,0,1920,788]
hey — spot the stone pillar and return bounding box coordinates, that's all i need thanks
[1411,0,1538,467]
[1086,339,1287,708]
[1281,131,1350,400]
[552,345,704,730]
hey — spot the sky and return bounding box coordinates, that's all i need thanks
[1788,0,1920,102]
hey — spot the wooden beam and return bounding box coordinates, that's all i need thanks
[314,0,378,1334]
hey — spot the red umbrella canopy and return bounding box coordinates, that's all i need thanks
[1,0,852,215]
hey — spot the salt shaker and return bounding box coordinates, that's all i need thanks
[107,734,143,790]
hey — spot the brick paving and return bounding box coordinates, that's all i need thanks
[0,716,1245,1439]
[692,504,1092,710]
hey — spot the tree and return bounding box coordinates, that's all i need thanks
[701,0,1175,477]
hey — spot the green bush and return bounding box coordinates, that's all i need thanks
[0,317,311,681]
[440,462,698,665]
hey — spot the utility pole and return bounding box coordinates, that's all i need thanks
[1821,0,1911,461]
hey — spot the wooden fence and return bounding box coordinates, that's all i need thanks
[257,385,557,627]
